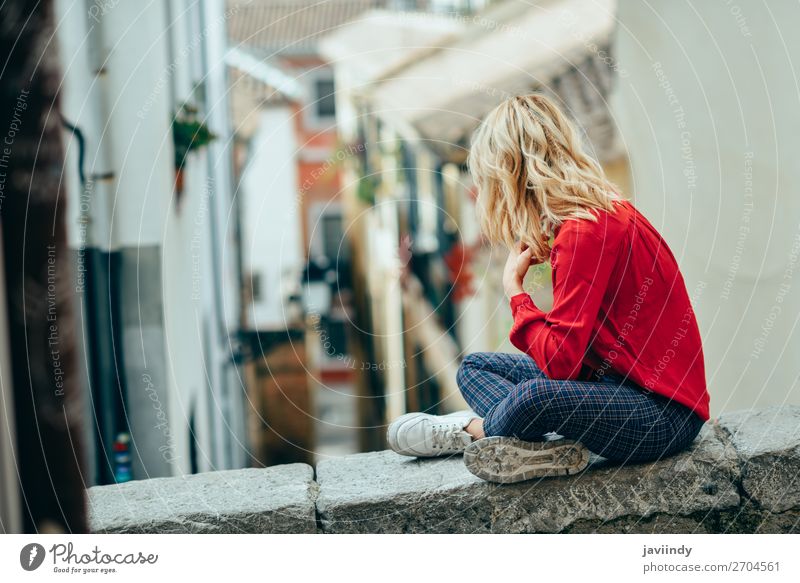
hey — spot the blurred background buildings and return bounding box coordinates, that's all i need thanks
[1,0,799,532]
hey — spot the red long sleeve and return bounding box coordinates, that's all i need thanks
[509,214,625,380]
[507,199,710,421]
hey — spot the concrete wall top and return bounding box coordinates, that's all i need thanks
[88,406,800,534]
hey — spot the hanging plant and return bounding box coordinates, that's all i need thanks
[356,173,377,205]
[172,103,216,197]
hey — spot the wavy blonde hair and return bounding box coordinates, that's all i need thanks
[467,93,623,262]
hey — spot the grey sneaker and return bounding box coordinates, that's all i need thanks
[464,436,590,483]
[386,410,480,457]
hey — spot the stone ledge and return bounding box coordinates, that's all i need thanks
[717,406,800,513]
[86,406,800,534]
[88,463,318,534]
[315,422,741,533]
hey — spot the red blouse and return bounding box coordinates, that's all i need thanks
[509,199,710,421]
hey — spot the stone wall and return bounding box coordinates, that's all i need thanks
[87,406,800,534]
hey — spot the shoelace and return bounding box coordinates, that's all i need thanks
[430,422,468,451]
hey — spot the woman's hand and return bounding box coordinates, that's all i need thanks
[503,242,534,299]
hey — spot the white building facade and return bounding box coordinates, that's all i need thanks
[55,0,247,484]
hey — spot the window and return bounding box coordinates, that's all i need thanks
[251,272,263,303]
[321,213,347,261]
[315,78,336,118]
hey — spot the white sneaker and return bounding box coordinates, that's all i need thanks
[464,436,590,483]
[386,410,480,457]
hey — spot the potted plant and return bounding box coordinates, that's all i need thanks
[172,103,216,200]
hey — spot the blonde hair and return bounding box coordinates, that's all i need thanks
[467,93,622,262]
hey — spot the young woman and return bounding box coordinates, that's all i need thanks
[386,93,710,483]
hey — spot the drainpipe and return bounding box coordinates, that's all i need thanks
[200,0,247,469]
[0,233,21,532]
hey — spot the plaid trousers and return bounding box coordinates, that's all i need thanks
[456,352,705,464]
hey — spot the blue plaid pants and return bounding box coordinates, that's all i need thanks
[456,352,705,464]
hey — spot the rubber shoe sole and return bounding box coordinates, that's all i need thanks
[464,436,590,483]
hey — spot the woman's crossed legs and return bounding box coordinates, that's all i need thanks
[456,352,705,464]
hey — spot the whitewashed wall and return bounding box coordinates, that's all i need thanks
[241,106,303,330]
[612,0,800,414]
